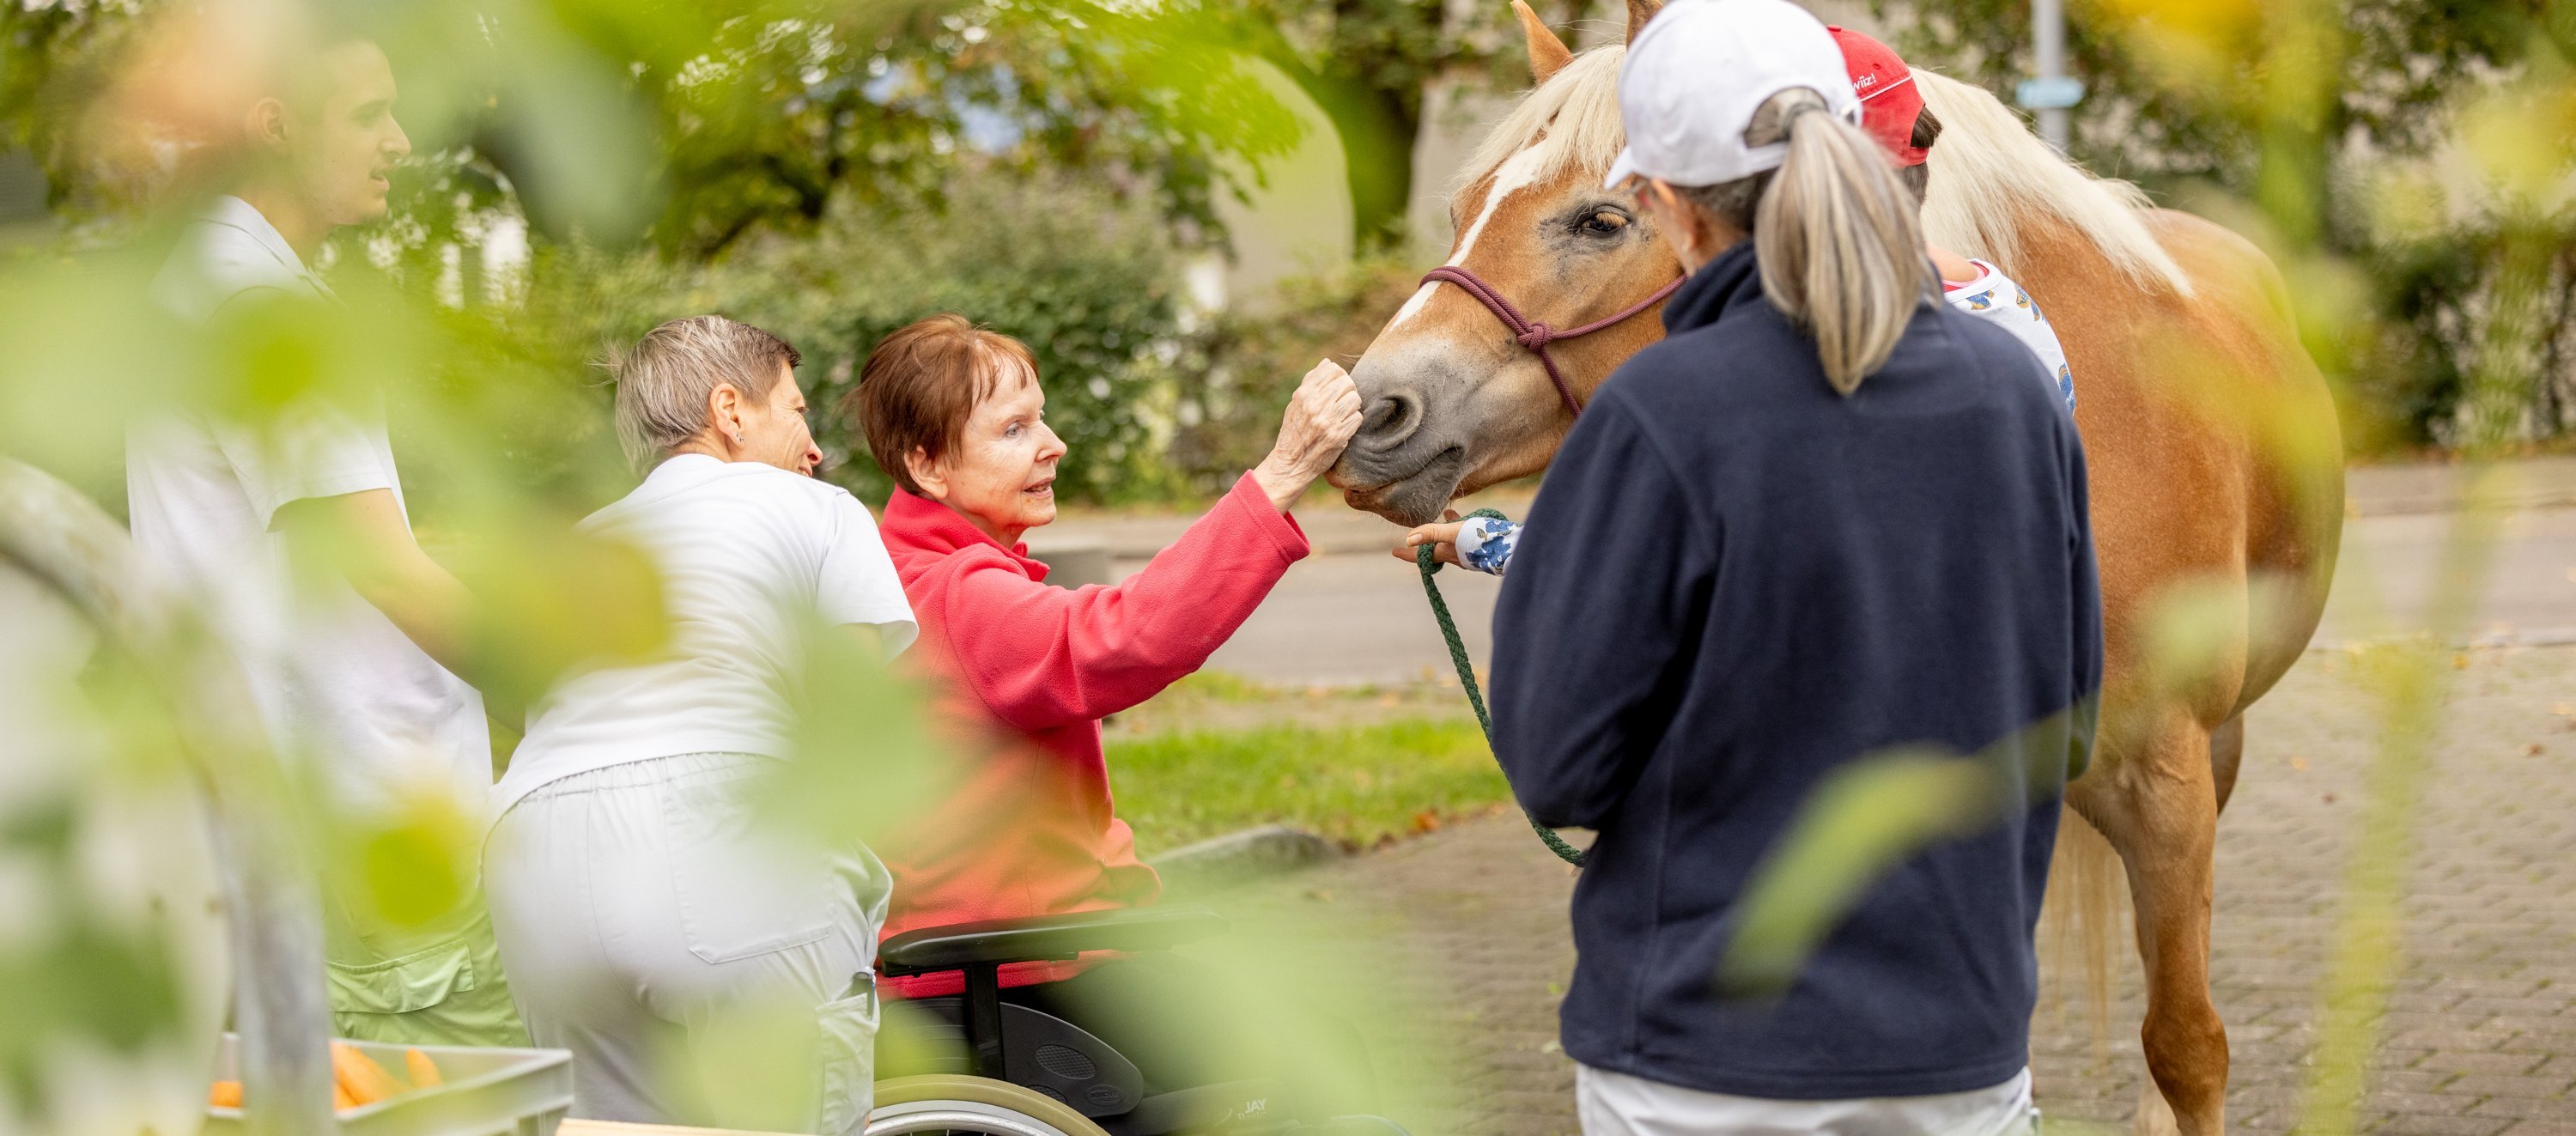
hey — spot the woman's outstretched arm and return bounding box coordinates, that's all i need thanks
[938,361,1359,732]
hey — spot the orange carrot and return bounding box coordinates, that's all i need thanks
[330,1041,403,1106]
[208,1081,243,1109]
[404,1048,442,1090]
[333,1084,357,1111]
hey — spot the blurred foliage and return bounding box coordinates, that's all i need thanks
[0,796,189,1120]
[0,0,1304,256]
[0,0,1291,1127]
[0,0,1427,513]
[1,462,283,1134]
[769,621,953,851]
[1716,724,2076,998]
[1880,0,2576,452]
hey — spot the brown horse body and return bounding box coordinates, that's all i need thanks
[1329,6,2343,1133]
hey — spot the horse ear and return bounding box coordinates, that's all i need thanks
[1625,0,1662,45]
[1512,1,1575,84]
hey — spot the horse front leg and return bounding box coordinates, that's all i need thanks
[2074,708,2228,1136]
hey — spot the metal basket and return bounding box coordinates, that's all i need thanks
[204,1034,574,1136]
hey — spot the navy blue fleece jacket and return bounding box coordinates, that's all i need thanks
[1489,240,2102,1100]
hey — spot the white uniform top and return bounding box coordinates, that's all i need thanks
[125,196,493,815]
[1943,258,2075,414]
[491,454,917,824]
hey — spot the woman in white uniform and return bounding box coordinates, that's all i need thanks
[483,315,917,1134]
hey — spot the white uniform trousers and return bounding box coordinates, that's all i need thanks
[485,752,889,1134]
[1577,1064,2037,1136]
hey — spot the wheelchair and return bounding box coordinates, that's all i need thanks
[863,907,1409,1136]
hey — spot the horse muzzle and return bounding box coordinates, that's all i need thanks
[1333,350,1485,525]
[1333,446,1467,526]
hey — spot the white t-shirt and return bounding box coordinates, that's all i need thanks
[1943,259,2075,414]
[125,196,493,815]
[491,455,917,823]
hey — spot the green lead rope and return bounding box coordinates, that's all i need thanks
[1415,507,1588,867]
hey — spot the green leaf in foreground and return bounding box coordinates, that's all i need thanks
[1716,707,2090,998]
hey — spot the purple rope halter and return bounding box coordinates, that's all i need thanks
[1419,265,1686,419]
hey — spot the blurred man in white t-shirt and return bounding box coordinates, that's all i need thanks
[125,37,526,1046]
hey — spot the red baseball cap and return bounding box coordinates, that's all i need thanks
[1827,26,1928,167]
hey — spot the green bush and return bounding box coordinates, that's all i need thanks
[707,173,1188,504]
[490,170,1189,507]
[393,173,1432,513]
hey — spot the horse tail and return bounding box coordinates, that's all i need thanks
[1912,70,2194,298]
[2043,805,2127,1059]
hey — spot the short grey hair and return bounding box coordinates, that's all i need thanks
[605,315,802,468]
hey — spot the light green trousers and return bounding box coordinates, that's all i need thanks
[324,890,528,1048]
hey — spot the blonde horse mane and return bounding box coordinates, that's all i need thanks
[1455,44,1627,192]
[1914,70,2194,296]
[1459,49,2193,301]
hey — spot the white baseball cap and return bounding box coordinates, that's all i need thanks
[1602,0,1864,190]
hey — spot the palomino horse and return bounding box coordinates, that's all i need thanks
[1328,3,2344,1133]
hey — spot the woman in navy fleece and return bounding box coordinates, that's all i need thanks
[1465,2,2102,1133]
[1402,26,2078,580]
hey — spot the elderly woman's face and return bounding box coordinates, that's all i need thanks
[739,364,822,476]
[931,362,1065,540]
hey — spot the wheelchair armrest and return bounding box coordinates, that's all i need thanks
[878,905,1228,977]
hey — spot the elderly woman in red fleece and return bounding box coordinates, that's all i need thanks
[848,314,1360,1085]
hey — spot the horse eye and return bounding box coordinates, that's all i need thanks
[1580,210,1629,236]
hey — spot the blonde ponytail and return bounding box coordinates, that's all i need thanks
[1680,88,1935,394]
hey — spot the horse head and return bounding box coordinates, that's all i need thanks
[1329,0,1680,526]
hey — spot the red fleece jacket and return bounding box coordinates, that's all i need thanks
[875,472,1309,995]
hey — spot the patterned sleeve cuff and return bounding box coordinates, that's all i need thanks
[1456,516,1520,575]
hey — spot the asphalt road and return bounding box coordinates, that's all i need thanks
[1049,460,2576,687]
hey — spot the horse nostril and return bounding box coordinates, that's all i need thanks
[1360,392,1422,448]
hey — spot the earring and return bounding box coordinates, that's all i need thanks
[734,432,746,443]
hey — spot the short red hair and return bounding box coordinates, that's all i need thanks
[848,314,1038,495]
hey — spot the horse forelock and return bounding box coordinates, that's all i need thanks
[1455,44,1628,199]
[1388,143,1557,331]
[1385,45,1630,334]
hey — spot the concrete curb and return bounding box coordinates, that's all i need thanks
[2353,490,2576,517]
[1149,824,1339,896]
[2308,627,2576,652]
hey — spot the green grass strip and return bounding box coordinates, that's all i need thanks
[1109,718,1511,859]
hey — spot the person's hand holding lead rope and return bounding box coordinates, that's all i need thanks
[1396,510,1467,568]
[1252,359,1364,513]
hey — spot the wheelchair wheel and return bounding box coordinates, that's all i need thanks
[866,1074,1115,1136]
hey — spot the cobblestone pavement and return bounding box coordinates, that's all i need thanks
[1202,645,2576,1134]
